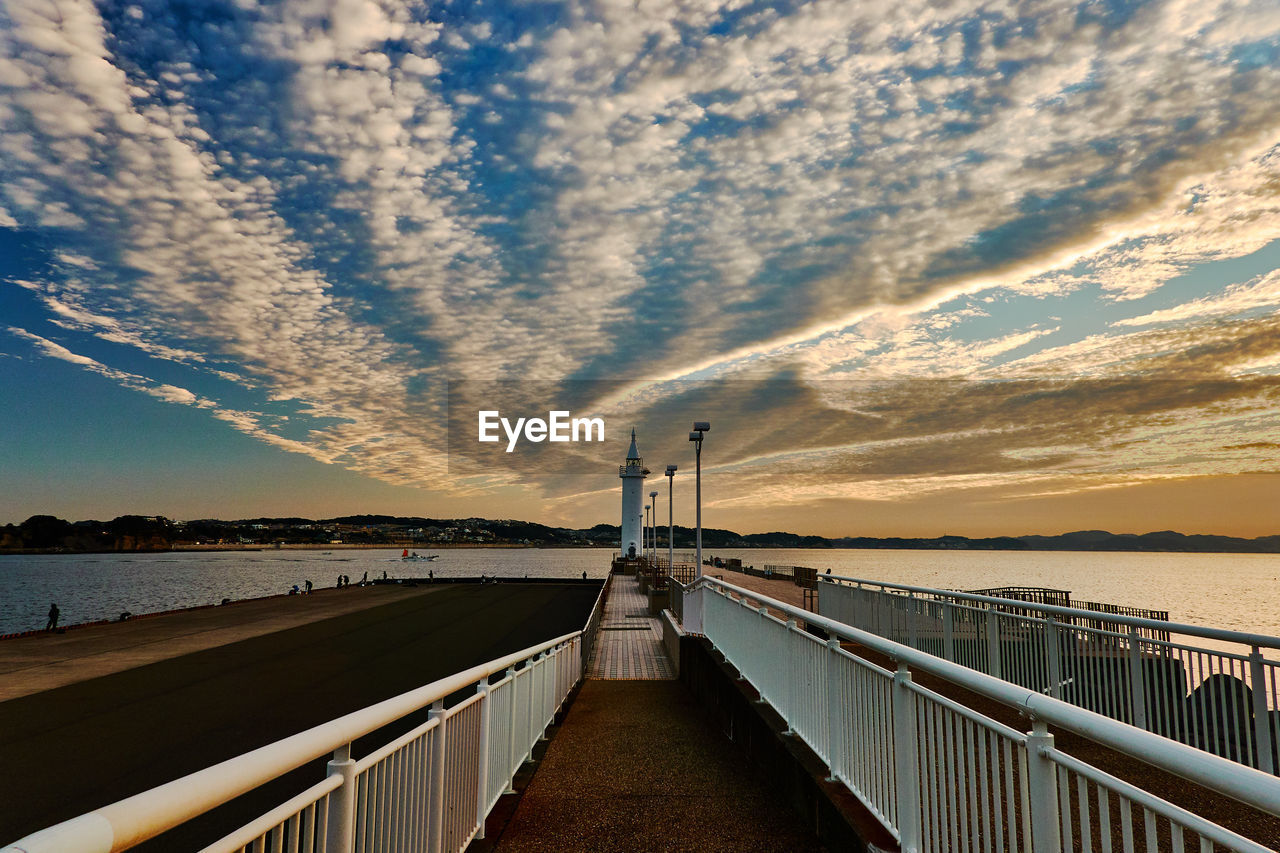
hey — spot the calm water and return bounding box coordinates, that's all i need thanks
[2,547,1278,638]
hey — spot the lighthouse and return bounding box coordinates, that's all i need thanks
[619,428,649,558]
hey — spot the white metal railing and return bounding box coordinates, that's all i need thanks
[685,576,1280,853]
[4,632,586,853]
[817,575,1280,776]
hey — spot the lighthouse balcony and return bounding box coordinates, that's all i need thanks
[618,464,650,476]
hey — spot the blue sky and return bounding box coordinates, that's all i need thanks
[2,0,1280,535]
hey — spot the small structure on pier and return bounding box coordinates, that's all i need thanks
[617,428,649,562]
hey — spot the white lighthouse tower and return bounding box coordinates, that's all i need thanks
[619,428,649,559]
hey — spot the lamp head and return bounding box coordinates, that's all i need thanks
[665,464,677,475]
[688,431,700,441]
[692,421,710,432]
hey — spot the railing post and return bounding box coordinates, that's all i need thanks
[427,700,447,853]
[1127,628,1148,730]
[986,609,1003,679]
[875,586,887,637]
[504,667,518,793]
[533,652,545,739]
[906,592,918,649]
[325,742,357,853]
[942,602,956,662]
[540,651,553,738]
[1025,721,1062,853]
[892,663,922,853]
[474,678,492,839]
[785,618,798,733]
[1046,617,1062,699]
[1249,648,1275,774]
[825,637,844,780]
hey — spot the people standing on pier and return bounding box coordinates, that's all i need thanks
[45,602,59,631]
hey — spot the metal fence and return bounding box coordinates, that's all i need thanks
[691,577,1280,853]
[818,576,1280,776]
[4,598,607,853]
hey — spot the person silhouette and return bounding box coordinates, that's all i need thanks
[46,603,60,631]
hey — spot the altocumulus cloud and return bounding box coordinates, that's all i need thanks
[1,0,1279,506]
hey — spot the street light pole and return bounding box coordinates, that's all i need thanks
[644,504,650,566]
[649,490,659,565]
[665,465,677,574]
[689,422,709,578]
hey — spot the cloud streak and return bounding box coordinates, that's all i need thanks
[1,0,1279,522]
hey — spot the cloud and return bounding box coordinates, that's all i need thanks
[1,0,1279,513]
[1114,270,1280,328]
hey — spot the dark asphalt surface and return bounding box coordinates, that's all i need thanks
[0,581,601,850]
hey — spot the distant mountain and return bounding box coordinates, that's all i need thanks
[1018,530,1280,553]
[3,514,1280,554]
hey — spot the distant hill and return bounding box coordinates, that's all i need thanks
[3,514,1279,554]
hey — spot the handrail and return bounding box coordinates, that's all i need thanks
[580,576,610,677]
[698,576,1280,816]
[818,574,1280,648]
[3,629,582,853]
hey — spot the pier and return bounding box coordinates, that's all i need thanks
[6,564,1280,852]
[0,581,601,850]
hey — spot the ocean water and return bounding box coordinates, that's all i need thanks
[2,547,1279,638]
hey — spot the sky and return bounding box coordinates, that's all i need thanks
[2,0,1280,537]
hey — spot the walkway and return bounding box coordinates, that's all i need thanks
[0,584,437,701]
[586,574,674,679]
[488,574,827,851]
[490,680,826,852]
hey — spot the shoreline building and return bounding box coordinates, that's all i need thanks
[618,428,649,558]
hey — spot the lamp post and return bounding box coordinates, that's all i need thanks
[665,465,677,573]
[644,504,650,566]
[649,490,659,565]
[689,422,709,578]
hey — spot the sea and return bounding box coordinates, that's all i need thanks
[1,547,1278,639]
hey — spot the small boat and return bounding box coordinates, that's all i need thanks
[400,551,439,562]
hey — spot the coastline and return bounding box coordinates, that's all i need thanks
[5,540,1280,555]
[0,542,605,555]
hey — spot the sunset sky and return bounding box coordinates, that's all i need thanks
[2,0,1279,537]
